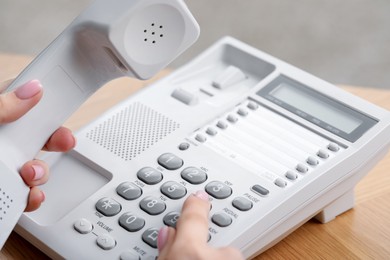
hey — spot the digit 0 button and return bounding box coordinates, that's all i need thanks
[158,153,184,170]
[205,181,232,199]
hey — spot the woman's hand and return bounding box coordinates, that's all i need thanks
[157,191,244,260]
[0,79,76,212]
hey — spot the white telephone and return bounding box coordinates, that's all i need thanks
[2,1,390,260]
[0,0,199,249]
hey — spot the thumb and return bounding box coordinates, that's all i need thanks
[0,80,43,124]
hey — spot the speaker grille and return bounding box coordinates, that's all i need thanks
[86,102,180,161]
[0,187,14,221]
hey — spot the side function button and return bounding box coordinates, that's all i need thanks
[137,167,163,185]
[205,181,232,199]
[328,142,340,152]
[96,198,122,217]
[227,114,238,123]
[120,251,141,260]
[142,228,160,248]
[206,127,218,136]
[247,101,259,110]
[216,120,228,129]
[119,213,145,232]
[317,149,330,159]
[285,170,298,181]
[161,181,187,200]
[74,218,93,234]
[181,167,208,184]
[140,196,166,215]
[195,134,207,143]
[163,212,181,228]
[232,197,253,211]
[296,163,309,174]
[251,184,269,196]
[237,108,249,117]
[158,153,184,170]
[274,178,287,188]
[307,156,319,166]
[117,182,142,200]
[178,142,190,151]
[96,234,116,250]
[212,212,232,227]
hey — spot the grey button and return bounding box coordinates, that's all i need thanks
[96,198,121,217]
[296,163,309,173]
[119,212,145,232]
[195,134,207,143]
[181,167,208,184]
[171,88,199,106]
[212,212,232,227]
[158,153,184,170]
[117,182,142,200]
[274,178,287,188]
[137,167,163,185]
[206,127,218,136]
[140,196,166,215]
[96,234,116,250]
[232,197,253,211]
[227,114,238,123]
[216,120,228,129]
[247,102,259,110]
[74,218,93,234]
[285,170,298,180]
[163,212,180,228]
[178,142,190,151]
[237,108,249,117]
[205,181,232,199]
[142,228,160,248]
[328,142,340,152]
[251,184,269,196]
[120,251,140,260]
[317,149,329,159]
[307,156,319,166]
[161,181,187,200]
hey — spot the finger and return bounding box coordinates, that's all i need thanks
[175,191,210,244]
[215,247,245,260]
[0,80,43,124]
[43,126,76,152]
[0,78,14,93]
[19,160,50,187]
[157,226,176,257]
[25,186,46,212]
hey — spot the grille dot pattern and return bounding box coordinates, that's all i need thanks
[0,187,13,221]
[86,102,180,161]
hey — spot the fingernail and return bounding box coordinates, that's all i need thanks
[32,165,45,181]
[41,191,46,202]
[158,226,169,252]
[194,190,209,201]
[14,80,42,100]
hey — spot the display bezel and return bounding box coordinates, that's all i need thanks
[257,75,378,142]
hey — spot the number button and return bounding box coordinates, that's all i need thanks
[116,182,142,200]
[95,198,122,217]
[158,153,184,170]
[142,228,160,248]
[181,167,208,184]
[119,212,145,232]
[137,167,163,185]
[205,181,232,199]
[161,181,187,200]
[163,212,181,228]
[140,196,166,215]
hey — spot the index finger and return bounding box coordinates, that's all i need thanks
[175,190,210,244]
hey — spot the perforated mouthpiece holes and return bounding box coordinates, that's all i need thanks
[144,23,165,44]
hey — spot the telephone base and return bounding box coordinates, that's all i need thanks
[314,189,355,224]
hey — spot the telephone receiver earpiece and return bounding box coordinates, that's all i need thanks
[0,0,199,248]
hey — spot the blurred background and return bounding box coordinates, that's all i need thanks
[0,0,389,88]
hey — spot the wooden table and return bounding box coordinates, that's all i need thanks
[1,54,389,259]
